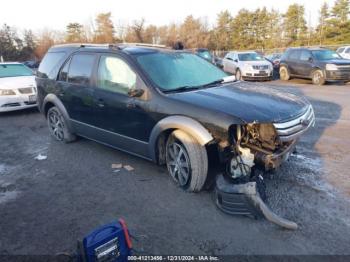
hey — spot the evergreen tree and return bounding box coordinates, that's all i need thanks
[94,12,115,43]
[66,23,85,43]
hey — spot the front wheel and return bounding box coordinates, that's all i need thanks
[235,69,242,81]
[166,130,208,192]
[312,70,326,85]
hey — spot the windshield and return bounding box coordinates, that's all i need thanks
[197,51,212,61]
[311,50,341,60]
[136,52,227,91]
[0,64,33,78]
[238,53,264,61]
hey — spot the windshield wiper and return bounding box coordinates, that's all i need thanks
[162,76,237,94]
[162,86,200,94]
[200,75,237,88]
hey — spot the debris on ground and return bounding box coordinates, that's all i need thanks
[111,163,122,169]
[123,165,134,171]
[34,154,47,161]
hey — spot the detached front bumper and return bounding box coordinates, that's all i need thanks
[0,94,37,112]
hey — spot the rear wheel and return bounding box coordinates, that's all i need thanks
[166,130,208,192]
[312,69,325,85]
[47,106,76,143]
[279,66,290,81]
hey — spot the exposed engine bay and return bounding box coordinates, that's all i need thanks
[227,124,296,181]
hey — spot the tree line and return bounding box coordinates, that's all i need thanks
[1,0,349,61]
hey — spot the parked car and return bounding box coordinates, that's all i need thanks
[213,56,223,69]
[194,48,213,62]
[223,51,273,81]
[280,47,350,85]
[36,44,314,192]
[23,60,41,69]
[265,53,283,79]
[336,46,350,59]
[0,62,37,112]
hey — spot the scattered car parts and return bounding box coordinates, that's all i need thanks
[215,174,298,230]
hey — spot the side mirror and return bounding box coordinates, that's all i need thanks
[308,57,313,62]
[234,59,238,63]
[128,88,144,97]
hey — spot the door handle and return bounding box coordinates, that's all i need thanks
[58,92,65,97]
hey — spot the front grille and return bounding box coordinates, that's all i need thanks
[18,87,33,94]
[273,106,315,142]
[253,65,269,70]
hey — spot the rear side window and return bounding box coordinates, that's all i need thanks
[346,48,350,54]
[38,52,66,79]
[67,54,95,86]
[288,50,300,60]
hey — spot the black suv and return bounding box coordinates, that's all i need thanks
[279,47,350,85]
[36,44,314,192]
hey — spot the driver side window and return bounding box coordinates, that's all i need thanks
[97,55,137,95]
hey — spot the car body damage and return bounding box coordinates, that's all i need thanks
[169,81,315,179]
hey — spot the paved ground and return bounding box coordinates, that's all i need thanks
[0,79,350,256]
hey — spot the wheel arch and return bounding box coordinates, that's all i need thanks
[279,63,289,72]
[42,94,74,132]
[148,116,214,163]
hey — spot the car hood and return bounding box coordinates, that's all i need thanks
[241,60,271,66]
[0,76,36,89]
[169,82,310,123]
[322,59,350,65]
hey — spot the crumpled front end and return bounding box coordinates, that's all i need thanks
[227,105,315,179]
[215,105,315,229]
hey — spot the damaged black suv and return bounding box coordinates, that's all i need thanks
[36,44,315,192]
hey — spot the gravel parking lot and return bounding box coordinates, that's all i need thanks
[1,80,350,256]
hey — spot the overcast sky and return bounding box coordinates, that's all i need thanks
[0,0,334,32]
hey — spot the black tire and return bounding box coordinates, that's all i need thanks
[47,106,76,143]
[235,69,242,81]
[311,69,325,85]
[279,66,290,81]
[166,130,208,192]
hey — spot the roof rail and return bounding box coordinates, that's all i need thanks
[52,42,168,50]
[117,42,168,49]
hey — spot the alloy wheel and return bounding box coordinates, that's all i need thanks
[48,110,64,141]
[280,68,288,80]
[313,71,321,85]
[166,141,191,186]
